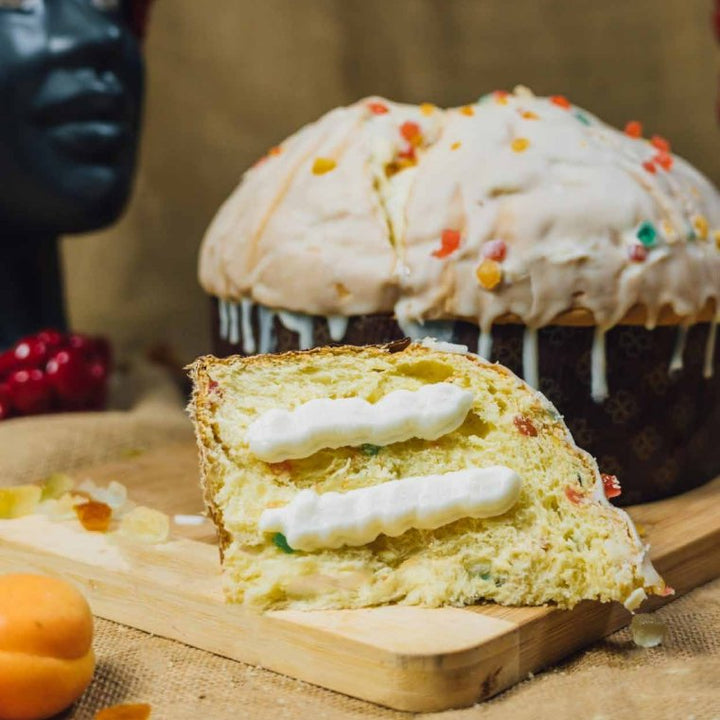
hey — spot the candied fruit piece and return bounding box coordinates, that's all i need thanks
[482,239,507,261]
[119,506,170,544]
[419,102,435,115]
[0,485,41,519]
[460,105,474,116]
[550,94,571,109]
[624,120,643,138]
[650,135,670,153]
[95,704,152,720]
[628,244,648,262]
[654,151,673,171]
[693,215,709,240]
[513,415,538,437]
[450,141,461,150]
[367,101,389,115]
[476,259,503,290]
[601,473,622,499]
[40,473,75,501]
[400,121,422,146]
[511,137,529,153]
[630,614,666,648]
[564,486,584,505]
[521,110,539,120]
[311,157,337,175]
[642,160,657,174]
[75,500,112,532]
[431,229,461,259]
[636,221,657,247]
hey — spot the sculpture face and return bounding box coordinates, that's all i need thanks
[0,0,144,234]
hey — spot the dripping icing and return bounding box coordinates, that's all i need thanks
[278,310,315,350]
[227,302,240,345]
[591,327,608,403]
[326,315,349,342]
[241,298,256,355]
[219,299,229,341]
[668,325,689,373]
[477,329,493,360]
[522,328,539,389]
[395,317,456,343]
[258,306,277,354]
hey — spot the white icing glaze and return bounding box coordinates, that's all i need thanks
[258,466,522,551]
[277,310,315,350]
[704,318,718,379]
[227,302,240,345]
[396,317,456,342]
[591,327,608,403]
[246,382,474,462]
[258,306,277,354]
[522,327,539,389]
[219,299,229,341]
[477,329,493,360]
[326,315,349,342]
[419,337,469,354]
[241,298,256,354]
[668,324,688,373]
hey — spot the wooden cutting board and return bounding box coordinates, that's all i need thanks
[1,443,719,713]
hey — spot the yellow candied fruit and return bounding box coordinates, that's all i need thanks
[40,473,75,501]
[495,94,509,106]
[0,485,41,519]
[460,105,475,116]
[450,141,461,151]
[511,137,530,153]
[476,259,503,290]
[693,214,708,240]
[521,111,539,120]
[714,230,720,250]
[268,145,282,156]
[311,157,337,175]
[119,506,170,544]
[419,102,435,115]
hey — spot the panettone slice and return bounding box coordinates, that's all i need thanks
[188,340,666,611]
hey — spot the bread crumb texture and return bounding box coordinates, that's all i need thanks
[188,344,662,611]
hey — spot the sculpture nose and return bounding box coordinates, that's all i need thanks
[46,0,125,64]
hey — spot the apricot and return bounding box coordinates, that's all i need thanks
[0,574,95,720]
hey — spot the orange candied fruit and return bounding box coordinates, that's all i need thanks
[550,94,571,109]
[650,134,671,153]
[450,141,461,151]
[419,102,435,115]
[311,157,337,175]
[493,90,509,105]
[367,101,389,115]
[601,473,622,499]
[95,703,152,720]
[624,120,643,138]
[564,486,584,505]
[431,229,462,259]
[460,105,475,116]
[268,145,282,156]
[521,110,539,120]
[400,121,422,145]
[511,137,530,153]
[642,160,657,174]
[475,259,503,290]
[693,215,709,240]
[75,500,112,532]
[654,151,673,171]
[513,415,538,437]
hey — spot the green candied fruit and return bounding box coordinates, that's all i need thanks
[272,532,295,554]
[360,444,381,456]
[575,112,591,125]
[636,221,657,247]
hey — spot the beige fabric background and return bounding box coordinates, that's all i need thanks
[62,0,720,365]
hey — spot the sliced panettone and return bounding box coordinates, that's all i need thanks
[188,340,665,611]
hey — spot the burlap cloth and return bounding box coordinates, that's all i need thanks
[1,363,718,720]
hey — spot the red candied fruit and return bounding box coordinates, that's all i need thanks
[654,151,673,171]
[550,95,571,109]
[431,229,462,259]
[400,121,421,145]
[642,160,657,174]
[74,500,112,532]
[601,473,622,499]
[624,121,643,138]
[628,245,648,262]
[564,486,584,505]
[368,101,389,115]
[482,239,507,262]
[650,135,671,153]
[513,415,538,437]
[6,368,51,415]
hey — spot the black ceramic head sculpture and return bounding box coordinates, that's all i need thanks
[0,0,150,347]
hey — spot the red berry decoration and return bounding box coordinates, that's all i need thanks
[0,329,112,419]
[7,368,52,415]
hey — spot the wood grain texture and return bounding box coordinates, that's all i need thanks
[0,444,718,712]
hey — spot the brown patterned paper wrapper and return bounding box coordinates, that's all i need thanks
[211,299,719,505]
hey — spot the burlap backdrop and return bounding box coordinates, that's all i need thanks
[0,369,718,720]
[63,0,720,365]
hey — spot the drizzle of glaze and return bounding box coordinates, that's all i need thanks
[219,299,229,341]
[258,306,278,354]
[477,329,493,360]
[227,302,240,345]
[522,327,539,389]
[668,325,689,374]
[327,315,350,342]
[241,298,256,354]
[278,311,315,350]
[591,327,609,403]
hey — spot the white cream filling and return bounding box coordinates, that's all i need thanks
[420,337,469,354]
[259,466,522,551]
[246,382,474,462]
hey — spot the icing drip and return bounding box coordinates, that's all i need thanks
[219,299,229,341]
[227,302,240,345]
[522,327,539,389]
[278,310,315,350]
[591,327,609,403]
[477,329,493,360]
[241,298,256,355]
[258,306,277,354]
[668,325,689,374]
[704,318,718,379]
[326,315,349,342]
[396,317,456,342]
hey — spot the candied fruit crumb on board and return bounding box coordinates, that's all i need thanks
[513,415,538,437]
[0,484,42,518]
[95,704,152,720]
[75,500,112,532]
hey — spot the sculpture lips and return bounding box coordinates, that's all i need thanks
[46,121,128,162]
[33,88,128,127]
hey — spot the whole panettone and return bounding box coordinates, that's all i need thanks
[199,87,720,503]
